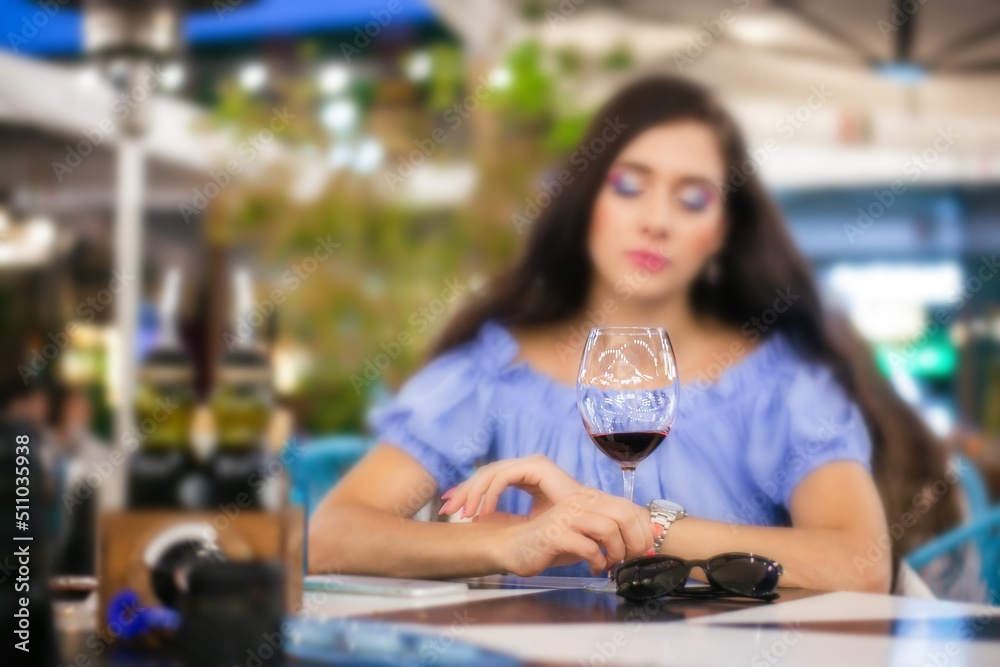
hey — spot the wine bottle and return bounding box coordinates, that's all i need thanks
[128,269,204,510]
[207,269,273,510]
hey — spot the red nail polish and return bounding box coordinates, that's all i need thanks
[460,505,467,519]
[651,523,665,536]
[645,548,656,556]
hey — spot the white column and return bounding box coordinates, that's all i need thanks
[113,136,143,450]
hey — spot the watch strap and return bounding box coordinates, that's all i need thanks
[648,501,686,555]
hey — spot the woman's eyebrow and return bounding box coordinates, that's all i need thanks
[609,160,653,174]
[611,162,719,186]
[677,175,718,187]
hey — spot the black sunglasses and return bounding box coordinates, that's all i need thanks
[613,552,783,602]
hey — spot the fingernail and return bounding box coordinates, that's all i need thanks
[645,548,656,556]
[460,505,467,519]
[438,500,450,515]
[651,523,665,536]
[441,487,456,500]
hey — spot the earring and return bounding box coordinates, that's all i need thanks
[706,257,721,285]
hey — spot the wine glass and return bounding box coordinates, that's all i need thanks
[577,327,680,592]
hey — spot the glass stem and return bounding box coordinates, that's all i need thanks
[622,466,636,504]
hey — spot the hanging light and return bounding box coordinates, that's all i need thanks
[23,215,56,251]
[239,62,268,92]
[326,143,353,169]
[318,63,350,95]
[406,51,432,81]
[489,66,512,88]
[159,61,185,91]
[0,213,58,266]
[320,99,357,133]
[352,138,384,174]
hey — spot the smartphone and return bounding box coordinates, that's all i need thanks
[304,574,469,598]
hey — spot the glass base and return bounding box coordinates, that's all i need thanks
[584,578,619,593]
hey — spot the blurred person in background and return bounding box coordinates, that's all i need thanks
[46,384,106,575]
[1,377,49,428]
[2,378,56,523]
[1,375,64,563]
[48,384,107,464]
[0,381,58,664]
[309,76,960,593]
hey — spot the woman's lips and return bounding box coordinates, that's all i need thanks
[626,250,669,272]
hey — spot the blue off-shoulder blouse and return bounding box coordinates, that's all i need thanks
[369,321,872,577]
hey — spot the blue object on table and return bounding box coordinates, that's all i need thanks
[106,590,180,640]
[905,455,1000,593]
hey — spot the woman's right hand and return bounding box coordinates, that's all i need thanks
[489,487,659,577]
[440,454,583,521]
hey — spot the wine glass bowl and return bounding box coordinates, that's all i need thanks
[577,327,679,473]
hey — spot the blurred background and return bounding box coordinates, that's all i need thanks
[1,0,1000,600]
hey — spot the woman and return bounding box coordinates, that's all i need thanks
[308,76,958,591]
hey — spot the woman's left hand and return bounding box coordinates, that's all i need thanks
[439,454,582,520]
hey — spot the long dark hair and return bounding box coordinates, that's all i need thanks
[434,75,959,580]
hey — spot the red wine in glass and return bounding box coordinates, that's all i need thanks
[588,429,670,468]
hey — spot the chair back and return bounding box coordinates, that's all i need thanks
[905,455,1000,597]
[286,434,374,518]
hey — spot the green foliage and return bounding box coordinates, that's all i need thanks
[426,44,464,112]
[519,0,548,21]
[202,37,621,434]
[555,46,584,76]
[547,113,591,154]
[496,41,555,118]
[601,43,634,71]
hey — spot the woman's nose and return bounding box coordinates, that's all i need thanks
[640,197,671,237]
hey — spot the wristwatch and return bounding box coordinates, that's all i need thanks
[647,499,687,555]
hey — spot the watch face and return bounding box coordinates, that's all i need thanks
[652,499,684,513]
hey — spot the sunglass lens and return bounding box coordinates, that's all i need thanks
[705,554,781,596]
[616,556,687,600]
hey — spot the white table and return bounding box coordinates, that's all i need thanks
[298,576,1000,666]
[55,576,1000,665]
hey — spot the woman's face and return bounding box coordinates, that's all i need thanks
[587,120,728,302]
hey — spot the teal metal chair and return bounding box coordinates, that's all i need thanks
[286,434,375,518]
[905,454,1000,594]
[952,453,992,520]
[285,434,374,575]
